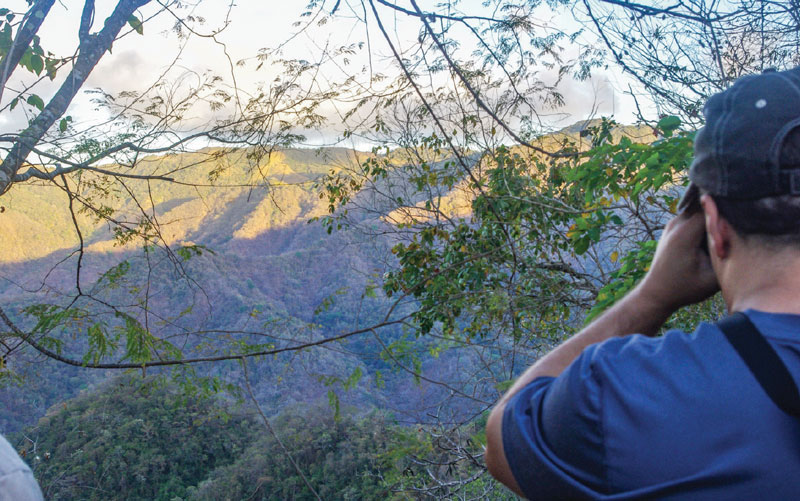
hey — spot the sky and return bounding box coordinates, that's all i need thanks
[0,0,644,149]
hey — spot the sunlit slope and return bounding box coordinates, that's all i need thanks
[0,184,84,262]
[0,147,364,262]
[384,121,654,224]
[0,123,649,263]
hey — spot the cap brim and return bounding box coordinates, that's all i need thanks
[677,182,700,213]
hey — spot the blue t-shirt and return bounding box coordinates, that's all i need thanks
[502,310,800,500]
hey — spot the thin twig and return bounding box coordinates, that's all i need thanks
[240,357,322,501]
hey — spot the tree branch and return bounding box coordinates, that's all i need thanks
[408,0,574,158]
[78,0,95,42]
[0,0,56,103]
[0,303,408,369]
[241,357,322,500]
[15,162,174,183]
[596,0,735,24]
[0,0,151,195]
[373,0,506,25]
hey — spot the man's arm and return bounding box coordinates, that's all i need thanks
[485,210,719,497]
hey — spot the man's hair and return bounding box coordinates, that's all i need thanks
[713,126,800,246]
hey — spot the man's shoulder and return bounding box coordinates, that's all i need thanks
[500,314,800,499]
[0,434,29,476]
[0,434,43,501]
[500,320,739,499]
[537,319,738,444]
[588,311,800,386]
[576,319,770,449]
[585,320,729,382]
[585,313,800,491]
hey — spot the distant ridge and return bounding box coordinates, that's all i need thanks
[557,118,606,134]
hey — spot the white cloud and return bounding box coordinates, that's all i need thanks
[2,0,648,147]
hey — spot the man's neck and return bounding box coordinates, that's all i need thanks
[723,248,800,314]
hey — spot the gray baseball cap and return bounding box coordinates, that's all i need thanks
[679,66,800,212]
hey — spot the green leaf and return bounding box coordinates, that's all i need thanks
[494,379,514,392]
[128,14,144,35]
[657,115,681,137]
[120,314,152,364]
[45,59,58,80]
[176,244,211,261]
[0,24,11,54]
[18,48,31,71]
[26,94,44,111]
[30,54,43,75]
[574,238,590,255]
[59,117,68,132]
[85,323,111,365]
[344,366,363,389]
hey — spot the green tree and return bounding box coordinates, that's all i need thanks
[309,0,790,493]
[17,375,254,500]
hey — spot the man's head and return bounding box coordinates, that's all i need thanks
[680,66,800,248]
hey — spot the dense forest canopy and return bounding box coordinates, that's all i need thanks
[0,0,797,498]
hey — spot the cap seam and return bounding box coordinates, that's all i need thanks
[767,73,800,193]
[769,116,800,175]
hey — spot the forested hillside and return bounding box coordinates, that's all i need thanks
[1,124,642,434]
[1,140,563,499]
[2,144,511,498]
[3,119,719,500]
[1,147,390,433]
[15,375,404,500]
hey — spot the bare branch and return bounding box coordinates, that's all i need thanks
[15,162,174,183]
[78,0,95,42]
[0,303,409,369]
[408,0,574,158]
[241,357,322,500]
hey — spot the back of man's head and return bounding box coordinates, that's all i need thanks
[680,66,800,248]
[715,127,800,247]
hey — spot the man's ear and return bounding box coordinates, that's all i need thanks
[700,194,732,259]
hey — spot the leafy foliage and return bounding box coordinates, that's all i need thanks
[15,377,411,501]
[18,376,252,501]
[189,404,396,501]
[322,118,704,348]
[310,113,731,495]
[0,0,781,497]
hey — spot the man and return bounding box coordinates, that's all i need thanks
[485,66,800,499]
[0,434,43,500]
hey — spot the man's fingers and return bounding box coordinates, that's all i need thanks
[684,211,708,242]
[668,211,706,244]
